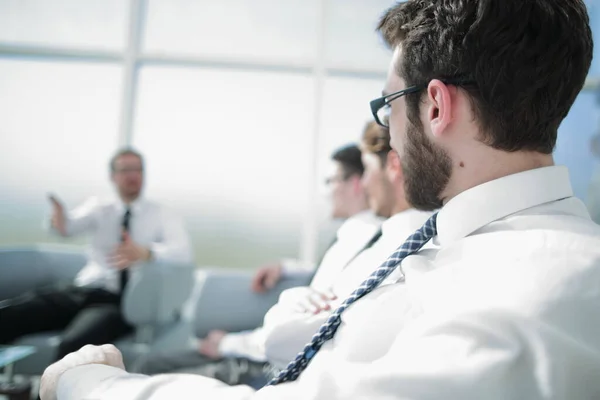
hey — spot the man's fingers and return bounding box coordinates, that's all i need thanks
[251,269,268,292]
[294,297,316,313]
[322,288,337,300]
[296,292,331,314]
[48,194,61,206]
[108,256,129,270]
[311,292,331,312]
[264,268,281,290]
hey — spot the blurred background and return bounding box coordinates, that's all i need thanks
[1,0,600,270]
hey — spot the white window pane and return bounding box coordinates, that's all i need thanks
[0,59,122,245]
[143,0,318,63]
[133,66,314,268]
[314,76,383,254]
[0,0,128,50]
[325,0,397,71]
[556,92,600,220]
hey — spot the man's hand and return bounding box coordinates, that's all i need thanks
[40,344,125,400]
[198,330,228,360]
[49,194,67,236]
[294,288,337,314]
[108,232,151,270]
[251,264,283,293]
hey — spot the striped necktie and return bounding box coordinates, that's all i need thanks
[269,213,438,384]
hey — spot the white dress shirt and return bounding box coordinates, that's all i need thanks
[52,197,193,293]
[262,208,431,368]
[57,166,600,400]
[216,210,383,362]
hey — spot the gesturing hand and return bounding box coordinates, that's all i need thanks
[108,232,150,270]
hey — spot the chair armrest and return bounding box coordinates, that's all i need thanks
[192,269,312,338]
[121,261,195,327]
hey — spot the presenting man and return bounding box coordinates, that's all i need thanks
[0,148,192,360]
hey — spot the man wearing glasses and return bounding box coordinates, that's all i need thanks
[40,0,600,399]
[0,149,192,361]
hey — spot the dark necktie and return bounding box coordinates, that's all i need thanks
[342,228,383,269]
[269,213,438,385]
[312,228,382,282]
[119,207,131,292]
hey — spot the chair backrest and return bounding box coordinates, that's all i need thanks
[121,261,195,327]
[0,245,86,301]
[191,269,312,338]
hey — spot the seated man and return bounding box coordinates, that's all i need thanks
[0,148,193,360]
[132,143,383,386]
[262,121,431,367]
[41,1,600,399]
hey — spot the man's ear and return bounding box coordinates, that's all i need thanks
[426,79,453,138]
[350,175,363,194]
[385,150,403,182]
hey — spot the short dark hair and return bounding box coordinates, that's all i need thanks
[361,120,391,166]
[332,144,364,178]
[377,0,593,154]
[110,148,144,172]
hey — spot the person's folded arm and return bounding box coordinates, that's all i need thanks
[261,286,340,368]
[264,313,329,369]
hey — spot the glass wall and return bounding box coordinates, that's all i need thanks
[0,59,121,246]
[1,0,599,268]
[133,66,314,267]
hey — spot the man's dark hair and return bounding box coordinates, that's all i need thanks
[361,120,391,166]
[332,144,364,178]
[377,0,593,154]
[110,148,144,172]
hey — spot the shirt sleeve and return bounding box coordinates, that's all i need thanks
[280,258,317,278]
[47,197,99,237]
[261,286,331,369]
[218,329,268,362]
[57,365,256,400]
[149,208,193,264]
[56,309,598,400]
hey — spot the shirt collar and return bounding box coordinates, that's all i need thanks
[436,166,574,246]
[337,209,382,239]
[115,197,144,214]
[382,208,431,238]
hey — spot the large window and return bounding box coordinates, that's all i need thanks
[1,0,600,268]
[143,0,318,63]
[0,58,121,245]
[0,0,128,50]
[325,0,396,70]
[133,66,314,267]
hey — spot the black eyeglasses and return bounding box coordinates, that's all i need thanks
[324,173,350,186]
[370,79,474,128]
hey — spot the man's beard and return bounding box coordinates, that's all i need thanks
[401,121,452,211]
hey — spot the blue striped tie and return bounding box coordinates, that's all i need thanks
[268,213,438,385]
